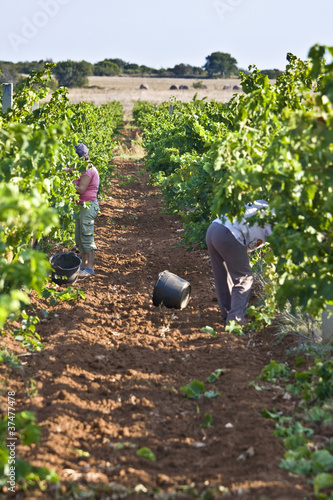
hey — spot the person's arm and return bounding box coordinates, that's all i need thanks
[76,174,91,195]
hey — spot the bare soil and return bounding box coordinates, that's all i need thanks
[1,128,310,500]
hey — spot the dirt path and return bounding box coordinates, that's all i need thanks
[2,130,310,499]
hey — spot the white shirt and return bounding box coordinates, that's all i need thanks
[214,200,272,252]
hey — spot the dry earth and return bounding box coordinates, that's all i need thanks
[0,127,311,500]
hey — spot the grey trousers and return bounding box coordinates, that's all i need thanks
[206,221,253,323]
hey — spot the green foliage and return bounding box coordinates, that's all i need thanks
[0,66,122,331]
[0,411,59,491]
[11,310,43,352]
[1,60,45,75]
[204,389,221,398]
[225,320,244,335]
[207,369,226,383]
[261,68,284,79]
[202,325,216,337]
[137,96,229,247]
[1,62,57,123]
[136,447,156,461]
[132,100,155,127]
[259,355,333,498]
[211,49,332,317]
[180,376,222,399]
[0,58,285,81]
[200,413,213,428]
[258,360,290,383]
[136,44,333,318]
[180,379,205,399]
[53,60,93,88]
[192,80,207,89]
[204,52,238,77]
[74,448,90,457]
[0,349,22,369]
[314,473,333,496]
[290,359,333,403]
[246,304,274,331]
[68,100,123,193]
[112,441,136,450]
[94,60,120,76]
[0,63,23,91]
[170,63,206,77]
[42,285,85,305]
[0,183,57,328]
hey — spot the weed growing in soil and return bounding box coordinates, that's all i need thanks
[2,309,43,352]
[259,360,290,383]
[0,349,22,370]
[202,325,216,337]
[180,379,205,399]
[42,285,85,305]
[25,377,38,399]
[225,320,244,335]
[200,413,213,428]
[136,447,156,461]
[256,357,333,499]
[180,374,222,400]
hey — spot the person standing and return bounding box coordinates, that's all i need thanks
[206,200,272,326]
[65,143,100,278]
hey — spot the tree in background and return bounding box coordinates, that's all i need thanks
[204,52,238,77]
[0,60,59,91]
[124,62,140,74]
[53,60,93,87]
[0,63,21,86]
[1,56,282,83]
[139,65,156,75]
[94,59,156,76]
[14,60,46,74]
[107,58,127,70]
[192,66,207,77]
[261,68,284,79]
[172,63,195,77]
[94,60,120,76]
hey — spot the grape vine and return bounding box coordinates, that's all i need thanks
[134,45,333,319]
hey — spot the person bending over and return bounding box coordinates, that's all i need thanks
[206,200,272,326]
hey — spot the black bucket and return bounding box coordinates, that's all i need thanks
[49,252,82,286]
[153,270,191,309]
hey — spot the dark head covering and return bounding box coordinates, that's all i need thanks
[75,143,89,157]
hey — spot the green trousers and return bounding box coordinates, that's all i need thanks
[75,200,99,254]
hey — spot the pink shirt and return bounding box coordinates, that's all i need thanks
[74,165,100,203]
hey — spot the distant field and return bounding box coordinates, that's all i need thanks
[49,75,245,118]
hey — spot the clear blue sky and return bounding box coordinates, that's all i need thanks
[1,0,333,71]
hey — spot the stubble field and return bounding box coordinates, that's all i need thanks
[58,76,244,117]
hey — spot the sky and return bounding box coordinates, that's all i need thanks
[1,0,333,71]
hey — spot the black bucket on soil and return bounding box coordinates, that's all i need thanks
[152,270,191,309]
[50,252,82,286]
